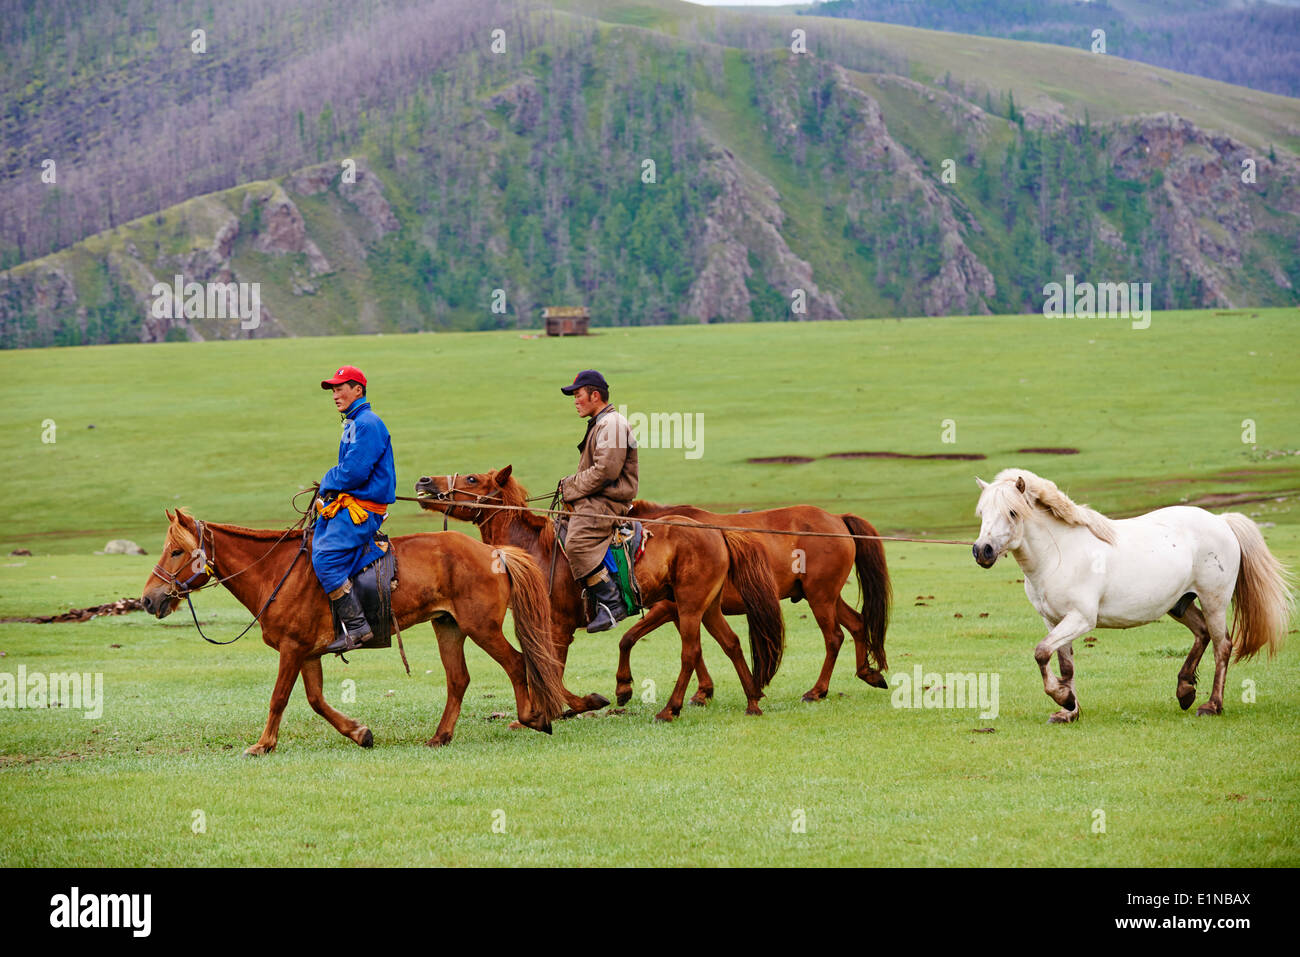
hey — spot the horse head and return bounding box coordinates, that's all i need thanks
[972,473,1032,568]
[414,465,515,525]
[141,509,213,618]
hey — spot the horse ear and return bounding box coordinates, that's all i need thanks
[1015,475,1027,494]
[975,477,989,489]
[495,464,513,486]
[165,509,174,521]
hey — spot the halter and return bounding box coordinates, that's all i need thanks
[151,519,215,599]
[430,473,503,530]
[151,515,311,645]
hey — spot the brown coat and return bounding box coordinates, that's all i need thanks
[558,405,639,579]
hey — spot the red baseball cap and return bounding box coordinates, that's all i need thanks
[320,365,367,389]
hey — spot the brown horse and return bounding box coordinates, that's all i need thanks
[140,509,568,753]
[621,502,892,705]
[413,466,786,720]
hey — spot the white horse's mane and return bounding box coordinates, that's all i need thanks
[990,468,1118,545]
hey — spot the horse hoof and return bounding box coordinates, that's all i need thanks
[859,670,889,690]
[615,690,632,706]
[801,690,826,702]
[426,734,452,747]
[1195,704,1222,717]
[242,745,268,757]
[538,721,553,735]
[560,709,579,720]
[689,693,709,707]
[1177,690,1196,711]
[1047,710,1078,724]
[507,720,524,730]
[654,711,674,723]
[746,705,763,716]
[1062,693,1077,712]
[586,693,610,710]
[358,727,373,749]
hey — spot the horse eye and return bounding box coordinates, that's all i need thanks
[467,476,477,484]
[1009,510,1018,519]
[170,549,183,557]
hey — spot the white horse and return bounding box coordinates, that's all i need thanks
[973,469,1292,723]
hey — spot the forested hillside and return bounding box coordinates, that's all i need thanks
[811,0,1300,97]
[2,0,1298,347]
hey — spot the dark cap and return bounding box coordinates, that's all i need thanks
[321,365,367,389]
[560,369,609,395]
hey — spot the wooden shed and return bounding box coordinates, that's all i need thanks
[543,306,590,336]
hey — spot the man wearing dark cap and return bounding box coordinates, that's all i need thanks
[557,370,639,632]
[313,365,397,653]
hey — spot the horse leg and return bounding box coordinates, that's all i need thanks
[688,605,715,706]
[701,602,764,715]
[553,632,611,719]
[1033,612,1092,723]
[428,618,470,747]
[616,600,675,705]
[1170,603,1212,711]
[839,597,887,688]
[1196,597,1232,717]
[655,612,703,722]
[245,643,307,756]
[803,594,845,702]
[1056,643,1078,719]
[466,621,551,735]
[301,656,372,748]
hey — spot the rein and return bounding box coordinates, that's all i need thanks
[154,515,312,645]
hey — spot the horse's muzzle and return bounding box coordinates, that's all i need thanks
[141,588,177,619]
[414,476,448,504]
[973,543,998,568]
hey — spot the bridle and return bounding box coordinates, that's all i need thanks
[427,473,503,530]
[151,515,310,645]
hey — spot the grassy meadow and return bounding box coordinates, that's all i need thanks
[2,309,1298,866]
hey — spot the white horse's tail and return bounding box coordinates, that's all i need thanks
[1223,513,1294,662]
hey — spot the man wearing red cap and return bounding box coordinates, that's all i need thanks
[313,366,397,653]
[558,370,639,632]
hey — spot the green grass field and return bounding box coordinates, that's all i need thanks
[2,309,1298,866]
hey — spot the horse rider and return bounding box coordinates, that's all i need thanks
[313,365,396,653]
[557,369,639,632]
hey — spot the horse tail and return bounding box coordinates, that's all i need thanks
[498,546,568,722]
[1222,513,1294,662]
[722,529,785,688]
[841,513,892,673]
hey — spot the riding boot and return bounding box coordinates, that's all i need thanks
[584,567,627,634]
[324,580,373,653]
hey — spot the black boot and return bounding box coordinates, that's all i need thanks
[585,571,627,634]
[325,582,373,653]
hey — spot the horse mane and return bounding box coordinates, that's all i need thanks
[498,477,556,551]
[170,507,304,548]
[993,469,1118,545]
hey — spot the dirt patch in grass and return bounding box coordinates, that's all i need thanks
[0,597,143,624]
[751,451,986,464]
[1015,447,1079,455]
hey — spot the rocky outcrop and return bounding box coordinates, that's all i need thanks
[685,143,843,322]
[762,57,995,316]
[1112,112,1300,306]
[247,185,331,275]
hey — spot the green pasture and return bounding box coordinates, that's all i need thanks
[2,309,1298,866]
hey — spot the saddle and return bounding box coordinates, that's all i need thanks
[329,535,398,650]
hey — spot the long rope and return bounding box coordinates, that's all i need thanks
[390,495,973,546]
